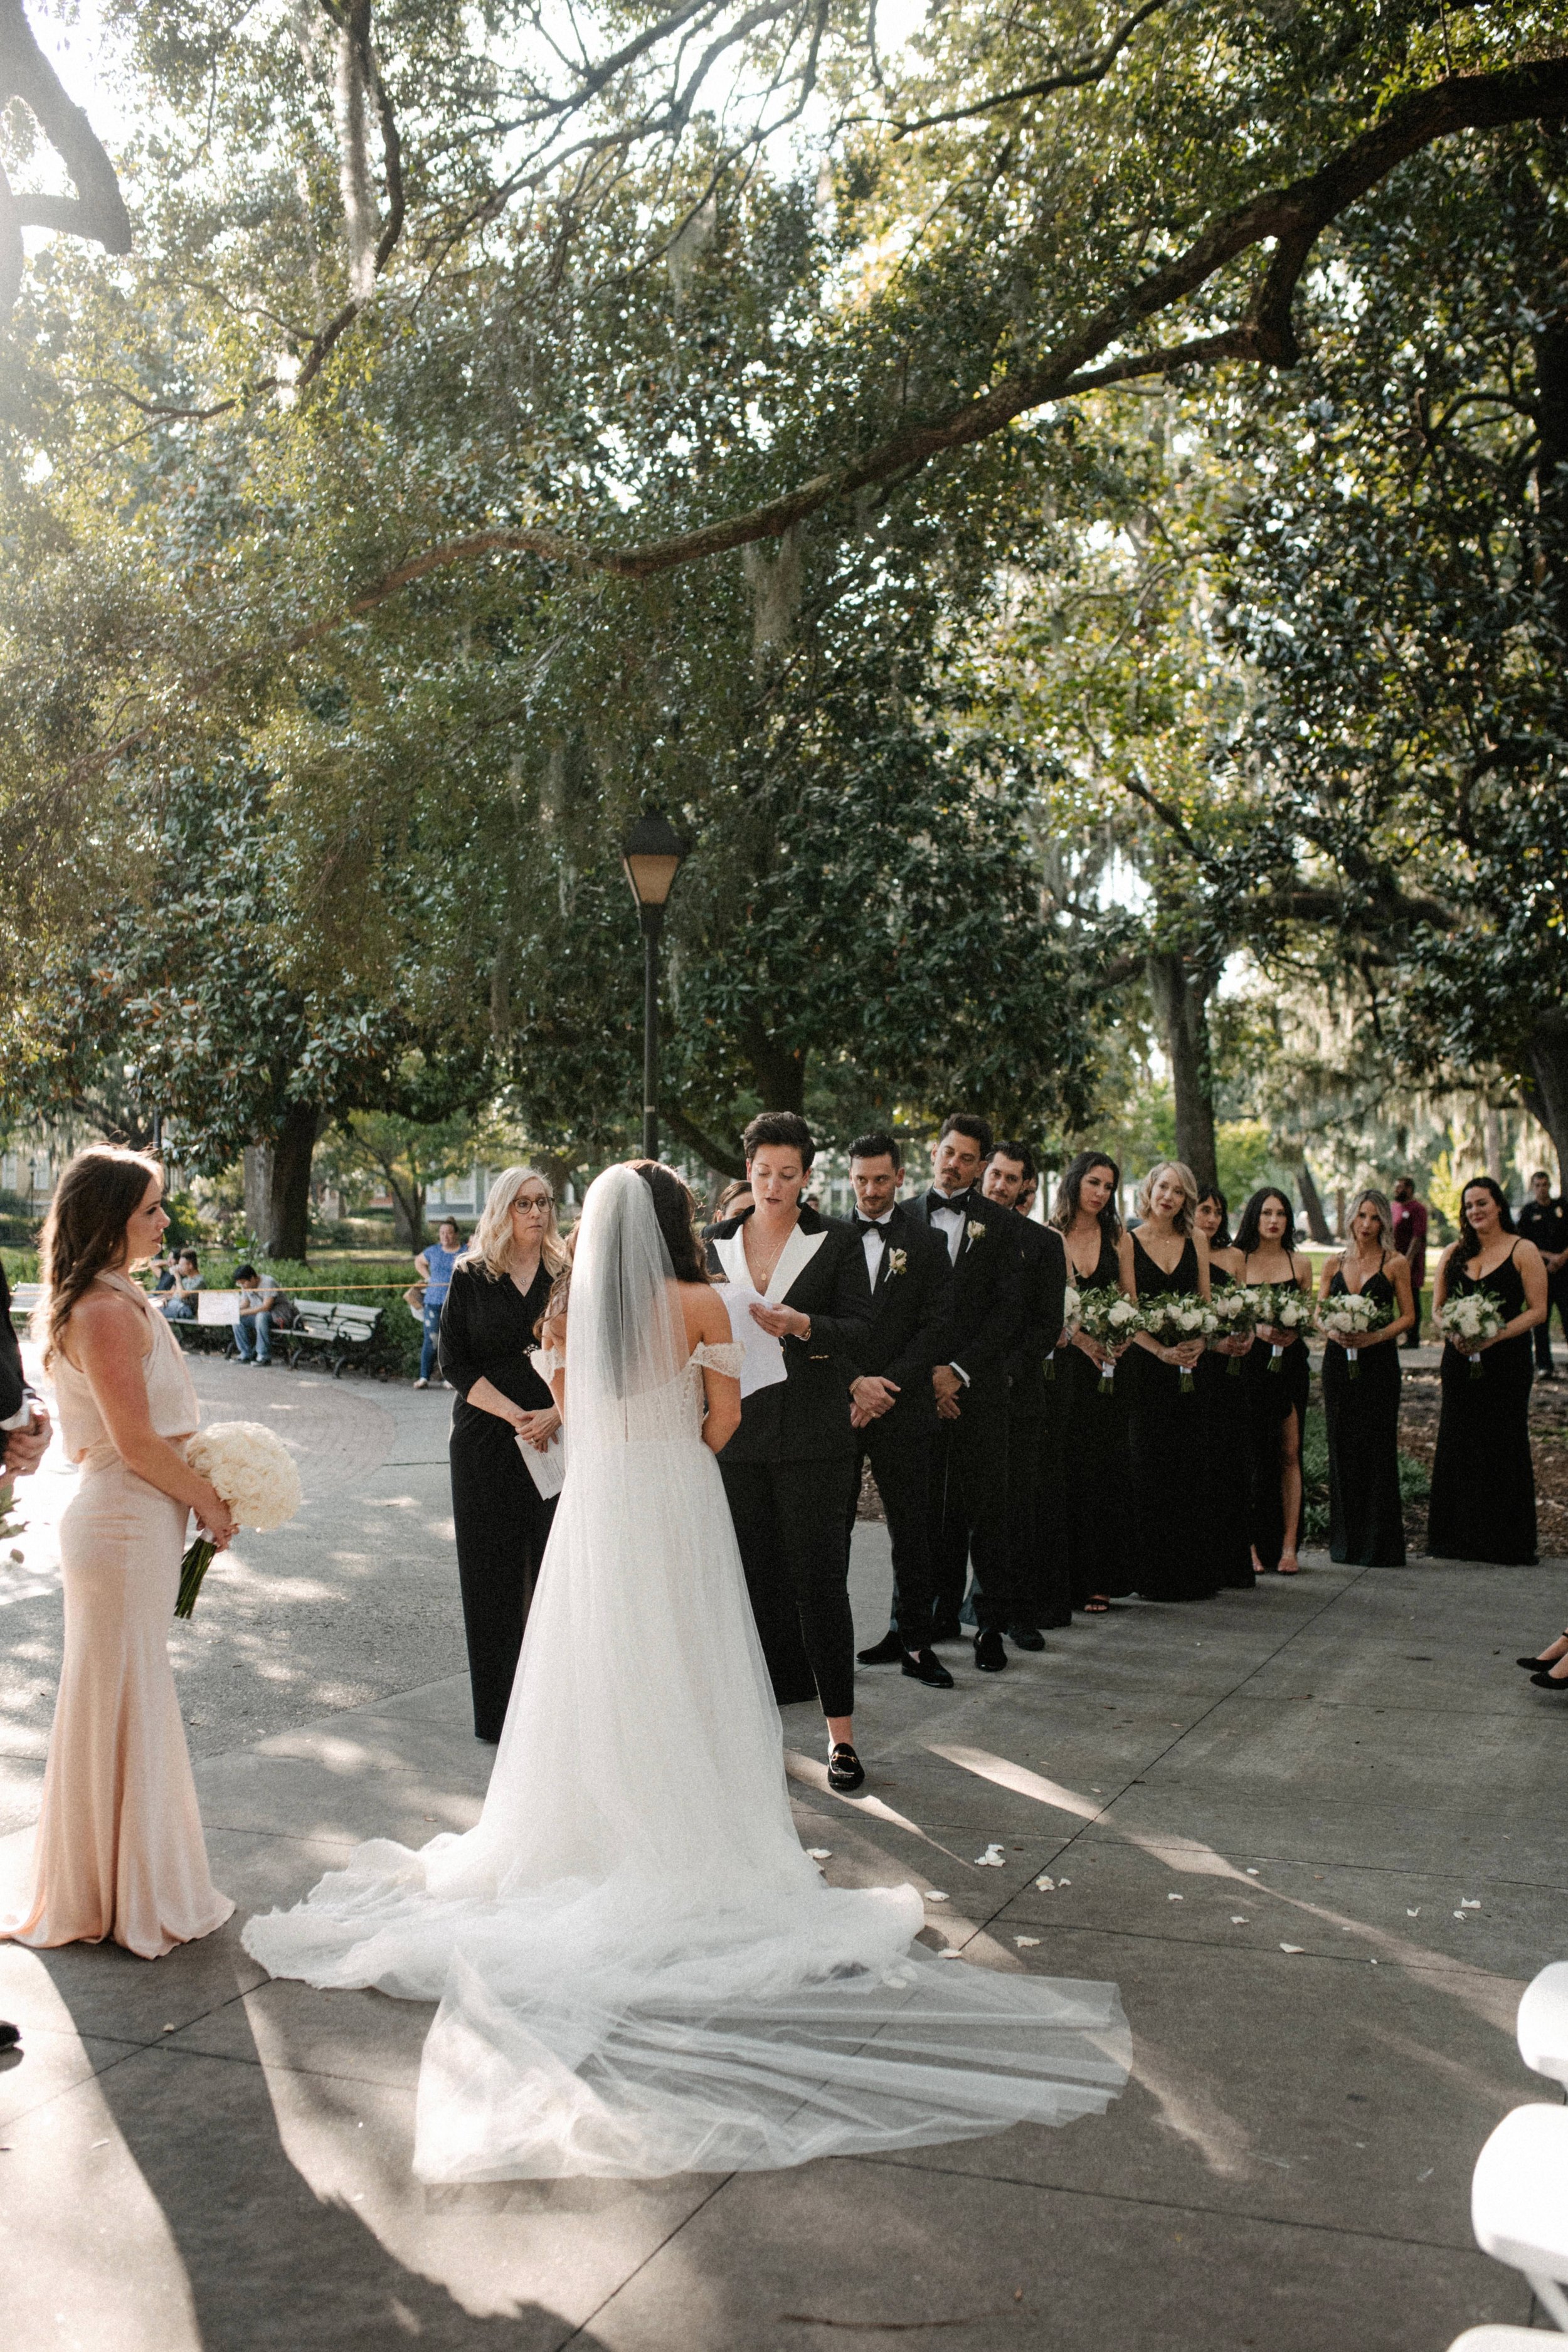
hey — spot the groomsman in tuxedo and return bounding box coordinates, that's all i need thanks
[982,1142,1071,1638]
[843,1132,956,1690]
[907,1113,1023,1671]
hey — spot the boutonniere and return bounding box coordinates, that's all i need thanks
[966,1220,985,1242]
[886,1249,907,1276]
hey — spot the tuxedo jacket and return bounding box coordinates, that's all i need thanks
[848,1201,953,1431]
[709,1207,872,1463]
[904,1189,1021,1402]
[0,1262,24,1425]
[1006,1219,1069,1420]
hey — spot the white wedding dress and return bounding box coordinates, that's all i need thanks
[243,1166,1129,2181]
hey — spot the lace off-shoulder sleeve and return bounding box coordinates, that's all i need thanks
[691,1340,744,1379]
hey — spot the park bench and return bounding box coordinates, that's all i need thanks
[280,1300,384,1376]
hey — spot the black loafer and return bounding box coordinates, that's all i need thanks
[857,1629,906,1666]
[901,1648,955,1689]
[973,1627,1007,1673]
[1006,1625,1046,1651]
[0,2021,19,2051]
[827,1742,866,1792]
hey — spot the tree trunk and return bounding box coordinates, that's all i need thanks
[332,3,378,302]
[266,1101,321,1261]
[1296,1158,1332,1245]
[243,1145,273,1241]
[1526,1009,1568,1187]
[388,1173,424,1247]
[741,1022,807,1115]
[1145,950,1218,1191]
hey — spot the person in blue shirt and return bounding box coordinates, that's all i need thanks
[413,1219,463,1387]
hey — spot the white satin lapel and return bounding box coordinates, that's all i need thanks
[768,1222,827,1303]
[712,1231,749,1290]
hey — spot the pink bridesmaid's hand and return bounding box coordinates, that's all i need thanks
[197,1488,236,1549]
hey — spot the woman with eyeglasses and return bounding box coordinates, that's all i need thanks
[439,1167,569,1741]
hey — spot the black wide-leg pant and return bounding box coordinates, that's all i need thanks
[926,1401,1017,1631]
[449,1419,557,1741]
[722,1456,857,1717]
[842,1417,937,1647]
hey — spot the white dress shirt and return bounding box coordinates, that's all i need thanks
[859,1212,893,1288]
[929,1193,967,1266]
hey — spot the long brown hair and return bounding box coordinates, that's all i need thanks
[34,1147,162,1368]
[630,1160,711,1284]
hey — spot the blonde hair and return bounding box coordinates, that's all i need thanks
[1347,1187,1396,1253]
[34,1147,164,1369]
[1135,1160,1198,1236]
[463,1165,569,1283]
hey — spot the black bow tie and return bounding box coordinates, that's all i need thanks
[853,1216,892,1236]
[928,1189,970,1215]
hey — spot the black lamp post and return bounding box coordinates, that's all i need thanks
[620,812,688,1160]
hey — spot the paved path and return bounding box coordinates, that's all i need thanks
[1,1360,1565,2351]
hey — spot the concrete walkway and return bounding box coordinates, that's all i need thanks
[1,1360,1565,2351]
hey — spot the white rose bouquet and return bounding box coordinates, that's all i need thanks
[1210,1285,1256,1375]
[1435,1290,1506,1380]
[1315,1290,1392,1379]
[1046,1286,1083,1384]
[1249,1282,1310,1374]
[1074,1286,1143,1390]
[176,1420,303,1618]
[1139,1298,1220,1393]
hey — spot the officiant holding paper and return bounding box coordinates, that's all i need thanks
[708,1113,873,1791]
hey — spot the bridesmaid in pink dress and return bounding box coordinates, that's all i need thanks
[2,1148,236,1959]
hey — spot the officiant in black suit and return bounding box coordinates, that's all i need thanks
[840,1131,956,1691]
[709,1113,873,1791]
[908,1113,1023,1671]
[982,1142,1071,1638]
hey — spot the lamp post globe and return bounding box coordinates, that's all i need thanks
[620,813,688,1162]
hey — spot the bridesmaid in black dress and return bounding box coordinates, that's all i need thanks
[439,1167,566,1740]
[1195,1188,1256,1590]
[1121,1162,1217,1601]
[1428,1177,1547,1569]
[1050,1152,1137,1613]
[1234,1187,1313,1575]
[1317,1190,1416,1566]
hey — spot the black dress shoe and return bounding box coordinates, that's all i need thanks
[857,1629,906,1666]
[928,1619,963,1645]
[1006,1624,1046,1651]
[827,1742,866,1792]
[973,1626,1007,1673]
[0,2020,19,2050]
[901,1648,955,1689]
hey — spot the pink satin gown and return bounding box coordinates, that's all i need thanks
[1,1271,233,1959]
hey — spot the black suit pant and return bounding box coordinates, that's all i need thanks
[1534,1273,1568,1371]
[844,1416,937,1646]
[723,1456,857,1717]
[927,1401,1019,1631]
[1007,1405,1073,1629]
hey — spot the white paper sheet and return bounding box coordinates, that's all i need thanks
[514,1429,566,1497]
[719,1283,788,1401]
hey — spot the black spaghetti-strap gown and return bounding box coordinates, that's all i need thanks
[1126,1234,1218,1601]
[1241,1256,1312,1571]
[1199,1268,1257,1589]
[1427,1246,1537,1565]
[1059,1231,1137,1606]
[1322,1261,1405,1566]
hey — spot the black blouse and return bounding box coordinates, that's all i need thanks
[438,1258,554,1441]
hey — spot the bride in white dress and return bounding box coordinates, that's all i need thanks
[243,1162,1128,2181]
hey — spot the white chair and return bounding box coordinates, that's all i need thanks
[1472,2104,1568,2331]
[1448,2333,1557,2350]
[1519,1963,1568,2090]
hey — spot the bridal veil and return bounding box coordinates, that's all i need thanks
[243,1163,1129,2180]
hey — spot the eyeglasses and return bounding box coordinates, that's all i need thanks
[511,1197,551,1214]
